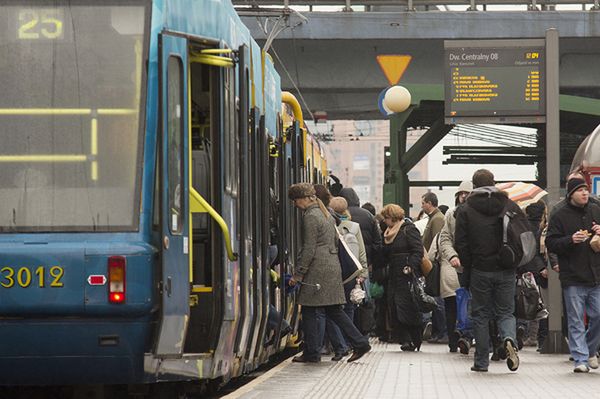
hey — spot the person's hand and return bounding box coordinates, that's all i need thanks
[593,222,600,235]
[402,266,412,275]
[572,230,590,244]
[540,269,548,278]
[288,277,297,286]
[552,264,560,273]
[450,257,461,268]
[356,277,365,284]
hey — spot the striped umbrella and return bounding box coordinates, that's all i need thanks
[496,181,548,209]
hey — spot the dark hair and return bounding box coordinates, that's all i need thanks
[361,202,376,216]
[421,192,438,207]
[472,169,495,188]
[313,184,332,207]
[438,205,449,215]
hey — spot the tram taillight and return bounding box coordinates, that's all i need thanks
[108,256,126,304]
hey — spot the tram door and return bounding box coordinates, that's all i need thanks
[156,34,190,356]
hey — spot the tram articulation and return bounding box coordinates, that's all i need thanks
[0,0,327,389]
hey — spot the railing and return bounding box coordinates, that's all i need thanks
[233,0,599,11]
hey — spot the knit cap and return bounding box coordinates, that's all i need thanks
[566,178,588,198]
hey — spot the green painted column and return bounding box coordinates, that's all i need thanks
[384,107,414,210]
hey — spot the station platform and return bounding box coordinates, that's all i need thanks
[225,339,600,399]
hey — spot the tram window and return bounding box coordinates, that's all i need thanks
[0,2,148,232]
[167,56,184,235]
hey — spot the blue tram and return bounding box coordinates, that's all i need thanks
[0,0,326,389]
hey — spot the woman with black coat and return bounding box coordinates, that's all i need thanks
[379,204,425,351]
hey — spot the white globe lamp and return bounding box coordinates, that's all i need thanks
[383,85,411,113]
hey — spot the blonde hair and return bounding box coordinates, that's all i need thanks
[329,197,351,219]
[381,204,405,222]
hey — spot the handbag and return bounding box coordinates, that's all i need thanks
[355,300,376,335]
[350,283,366,304]
[515,272,543,320]
[337,231,363,284]
[421,249,433,276]
[410,274,438,313]
[424,236,441,297]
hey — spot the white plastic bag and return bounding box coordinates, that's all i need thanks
[350,283,366,304]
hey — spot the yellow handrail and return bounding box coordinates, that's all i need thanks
[282,91,306,160]
[281,92,303,128]
[190,49,234,68]
[189,187,238,261]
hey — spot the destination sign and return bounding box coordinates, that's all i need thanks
[444,41,546,123]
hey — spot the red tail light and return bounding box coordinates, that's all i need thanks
[108,256,126,304]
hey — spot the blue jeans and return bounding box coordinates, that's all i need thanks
[563,285,600,367]
[431,297,447,338]
[302,305,369,360]
[470,269,516,368]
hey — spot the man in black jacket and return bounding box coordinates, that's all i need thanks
[546,178,600,373]
[455,169,521,373]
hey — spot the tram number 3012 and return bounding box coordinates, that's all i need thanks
[0,266,64,288]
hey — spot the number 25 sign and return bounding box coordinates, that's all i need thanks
[18,9,64,40]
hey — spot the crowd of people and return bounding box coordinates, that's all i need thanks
[287,167,600,374]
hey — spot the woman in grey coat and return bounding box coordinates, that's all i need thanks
[288,183,371,363]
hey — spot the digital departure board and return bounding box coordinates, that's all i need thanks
[444,40,546,124]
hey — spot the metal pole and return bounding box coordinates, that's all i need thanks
[544,28,567,354]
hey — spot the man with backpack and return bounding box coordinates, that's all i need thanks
[546,178,600,373]
[455,169,523,373]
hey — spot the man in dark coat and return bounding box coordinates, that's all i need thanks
[339,188,382,266]
[546,178,600,373]
[455,169,521,373]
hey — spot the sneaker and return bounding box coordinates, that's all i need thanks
[422,322,433,341]
[574,364,590,373]
[504,339,519,372]
[589,356,599,369]
[458,338,470,355]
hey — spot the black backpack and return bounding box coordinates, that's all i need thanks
[498,206,536,269]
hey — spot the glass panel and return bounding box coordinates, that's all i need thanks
[168,56,183,235]
[0,1,147,231]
